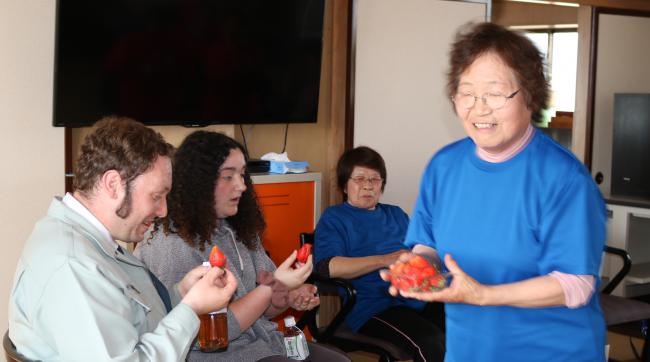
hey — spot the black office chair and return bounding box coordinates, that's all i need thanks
[3,331,37,362]
[296,233,413,362]
[601,246,650,361]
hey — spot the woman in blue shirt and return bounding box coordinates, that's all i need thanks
[383,23,606,362]
[314,146,445,362]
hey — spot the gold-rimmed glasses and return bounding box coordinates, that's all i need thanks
[452,89,520,110]
[349,175,383,186]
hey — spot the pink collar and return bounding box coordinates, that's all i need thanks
[476,124,534,163]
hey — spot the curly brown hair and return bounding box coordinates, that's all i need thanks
[446,22,549,123]
[158,130,265,251]
[74,116,174,208]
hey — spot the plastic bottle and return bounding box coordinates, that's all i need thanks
[283,316,310,360]
[197,262,228,352]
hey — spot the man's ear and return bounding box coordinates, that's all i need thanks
[99,170,124,199]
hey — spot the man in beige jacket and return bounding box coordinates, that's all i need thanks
[9,116,237,361]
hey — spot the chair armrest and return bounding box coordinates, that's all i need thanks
[296,273,357,342]
[602,245,632,295]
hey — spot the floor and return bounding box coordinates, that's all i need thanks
[347,350,399,362]
[333,297,650,362]
[341,331,644,362]
[608,331,645,362]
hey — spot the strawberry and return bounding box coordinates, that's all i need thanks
[421,267,435,277]
[388,254,446,292]
[393,279,410,291]
[401,264,414,276]
[296,243,312,264]
[209,245,226,268]
[429,274,447,289]
[409,255,429,269]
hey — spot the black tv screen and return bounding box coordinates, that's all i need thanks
[611,93,650,200]
[53,0,325,127]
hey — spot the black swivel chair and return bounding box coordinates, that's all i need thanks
[601,246,650,361]
[3,331,37,362]
[296,233,413,362]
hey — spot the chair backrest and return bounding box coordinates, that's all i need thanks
[602,245,632,295]
[3,331,37,362]
[300,232,314,246]
[599,246,650,361]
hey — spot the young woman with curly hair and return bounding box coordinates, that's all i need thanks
[135,131,350,362]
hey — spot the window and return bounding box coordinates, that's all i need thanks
[523,29,578,119]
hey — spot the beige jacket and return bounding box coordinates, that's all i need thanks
[9,197,199,361]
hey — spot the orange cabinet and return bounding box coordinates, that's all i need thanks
[252,173,322,266]
[252,172,321,338]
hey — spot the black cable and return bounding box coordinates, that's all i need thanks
[630,336,641,360]
[281,123,289,153]
[239,124,249,156]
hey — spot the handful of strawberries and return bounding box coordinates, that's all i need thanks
[387,255,447,292]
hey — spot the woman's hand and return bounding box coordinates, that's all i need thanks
[288,284,320,311]
[274,250,313,289]
[381,249,409,267]
[380,250,416,272]
[381,254,487,305]
[379,251,413,285]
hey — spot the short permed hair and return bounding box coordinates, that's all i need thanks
[336,146,387,201]
[74,116,174,198]
[446,22,549,122]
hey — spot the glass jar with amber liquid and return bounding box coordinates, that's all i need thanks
[198,307,228,352]
[197,262,228,352]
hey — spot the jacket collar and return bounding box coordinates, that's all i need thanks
[49,197,145,267]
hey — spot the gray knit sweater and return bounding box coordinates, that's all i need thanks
[134,222,285,362]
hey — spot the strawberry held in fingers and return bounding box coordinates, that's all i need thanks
[209,245,227,268]
[388,255,446,292]
[296,243,312,264]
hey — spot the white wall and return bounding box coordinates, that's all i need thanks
[353,0,487,213]
[590,13,650,197]
[0,1,63,358]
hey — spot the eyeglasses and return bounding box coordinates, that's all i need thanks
[349,175,383,186]
[452,89,520,110]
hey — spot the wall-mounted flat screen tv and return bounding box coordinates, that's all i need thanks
[53,0,325,127]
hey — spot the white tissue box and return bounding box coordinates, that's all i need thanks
[268,161,309,174]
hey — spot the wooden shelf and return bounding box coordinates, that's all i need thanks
[549,111,573,129]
